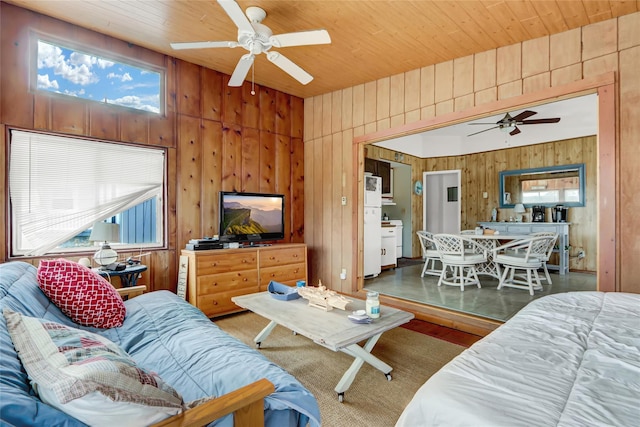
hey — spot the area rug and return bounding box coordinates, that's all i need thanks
[214,312,465,427]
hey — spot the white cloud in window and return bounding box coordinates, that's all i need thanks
[63,88,86,97]
[107,72,134,82]
[37,74,59,90]
[107,94,160,113]
[37,41,99,86]
[97,58,115,69]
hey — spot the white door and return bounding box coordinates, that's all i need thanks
[422,170,461,234]
[363,206,382,277]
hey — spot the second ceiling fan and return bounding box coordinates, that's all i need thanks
[170,0,331,87]
[467,110,561,137]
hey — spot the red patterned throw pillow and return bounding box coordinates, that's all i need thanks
[37,259,126,328]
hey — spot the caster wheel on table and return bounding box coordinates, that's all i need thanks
[385,373,392,381]
[338,393,344,403]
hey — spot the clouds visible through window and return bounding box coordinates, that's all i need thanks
[36,40,161,114]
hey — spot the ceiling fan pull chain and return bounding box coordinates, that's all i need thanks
[251,60,256,96]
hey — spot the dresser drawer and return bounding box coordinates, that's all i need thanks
[259,246,306,268]
[259,262,306,291]
[197,270,258,294]
[196,252,257,275]
[197,289,255,317]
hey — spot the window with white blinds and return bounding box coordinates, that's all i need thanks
[9,130,165,256]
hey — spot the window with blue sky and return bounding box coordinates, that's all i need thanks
[36,39,162,114]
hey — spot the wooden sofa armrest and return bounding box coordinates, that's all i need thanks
[152,378,275,427]
[116,285,146,300]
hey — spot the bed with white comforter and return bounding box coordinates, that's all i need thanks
[396,292,640,427]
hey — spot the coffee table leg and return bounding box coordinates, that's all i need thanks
[253,320,278,348]
[334,332,393,401]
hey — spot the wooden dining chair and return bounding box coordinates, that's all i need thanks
[416,231,441,277]
[432,234,487,291]
[492,235,557,295]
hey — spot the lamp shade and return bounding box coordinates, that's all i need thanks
[514,203,526,213]
[89,222,120,243]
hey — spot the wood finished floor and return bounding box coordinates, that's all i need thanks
[401,319,482,348]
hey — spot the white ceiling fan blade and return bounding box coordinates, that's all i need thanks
[217,0,254,34]
[270,30,331,48]
[170,41,238,50]
[228,54,254,86]
[266,51,313,85]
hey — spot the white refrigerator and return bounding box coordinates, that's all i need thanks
[364,175,382,278]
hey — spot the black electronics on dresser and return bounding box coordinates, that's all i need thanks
[185,238,224,251]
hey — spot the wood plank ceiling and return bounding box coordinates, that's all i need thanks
[4,0,638,98]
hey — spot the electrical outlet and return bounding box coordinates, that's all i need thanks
[341,196,347,206]
[578,250,585,259]
[340,268,347,280]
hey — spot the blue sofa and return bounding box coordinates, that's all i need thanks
[0,261,320,426]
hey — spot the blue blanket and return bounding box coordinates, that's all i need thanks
[0,261,320,427]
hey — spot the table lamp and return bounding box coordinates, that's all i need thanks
[514,203,526,222]
[89,222,120,268]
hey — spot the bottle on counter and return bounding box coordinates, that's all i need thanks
[366,291,380,318]
[491,207,497,222]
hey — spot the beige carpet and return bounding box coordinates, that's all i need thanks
[214,312,465,427]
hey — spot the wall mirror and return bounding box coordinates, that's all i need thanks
[499,163,586,208]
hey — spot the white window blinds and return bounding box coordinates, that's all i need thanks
[9,130,165,256]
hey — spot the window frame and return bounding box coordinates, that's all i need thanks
[7,127,168,258]
[30,31,166,116]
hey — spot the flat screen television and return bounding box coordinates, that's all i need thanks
[219,191,285,244]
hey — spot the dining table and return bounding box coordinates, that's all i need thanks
[464,233,529,279]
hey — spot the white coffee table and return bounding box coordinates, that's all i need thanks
[232,291,414,402]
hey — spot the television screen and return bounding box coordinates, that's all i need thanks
[219,192,285,243]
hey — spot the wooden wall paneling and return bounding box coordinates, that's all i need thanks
[222,77,242,125]
[496,44,522,85]
[434,61,453,103]
[176,59,201,118]
[89,104,119,141]
[522,36,550,78]
[148,112,176,148]
[166,147,178,251]
[352,84,365,128]
[404,69,421,113]
[274,134,291,242]
[177,115,202,250]
[221,122,242,191]
[320,134,333,285]
[290,96,303,139]
[259,86,276,134]
[331,90,342,135]
[119,111,148,144]
[201,119,222,238]
[305,138,325,283]
[0,5,33,128]
[257,129,274,193]
[618,13,640,50]
[290,136,304,243]
[32,94,51,130]
[341,128,354,290]
[275,91,291,137]
[389,74,405,117]
[147,249,176,292]
[341,87,354,131]
[331,131,344,292]
[364,81,377,126]
[550,28,581,70]
[241,83,260,129]
[51,98,87,135]
[200,67,222,122]
[376,77,390,122]
[321,93,332,137]
[582,19,618,61]
[166,57,178,114]
[241,127,260,192]
[453,55,474,98]
[311,95,323,140]
[618,48,640,292]
[274,133,290,196]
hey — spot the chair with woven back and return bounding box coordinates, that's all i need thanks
[416,230,441,277]
[529,231,559,284]
[432,234,488,291]
[492,234,558,296]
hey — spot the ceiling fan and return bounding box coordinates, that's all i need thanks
[170,0,331,87]
[467,110,561,137]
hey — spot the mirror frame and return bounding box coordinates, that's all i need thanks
[499,163,586,208]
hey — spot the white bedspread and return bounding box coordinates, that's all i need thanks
[396,292,640,427]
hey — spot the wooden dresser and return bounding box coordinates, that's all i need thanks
[182,243,307,317]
